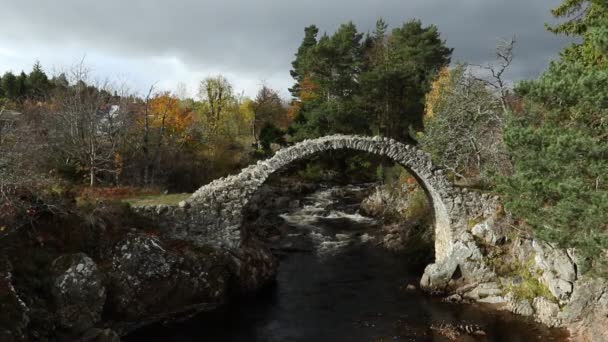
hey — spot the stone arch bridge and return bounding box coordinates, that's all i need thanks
[137,135,496,266]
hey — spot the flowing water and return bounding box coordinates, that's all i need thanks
[127,185,568,341]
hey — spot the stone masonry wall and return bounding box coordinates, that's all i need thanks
[135,135,488,265]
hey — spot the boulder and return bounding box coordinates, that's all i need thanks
[505,295,534,317]
[421,234,495,293]
[471,219,505,245]
[560,277,608,341]
[532,240,576,302]
[533,297,561,327]
[233,244,278,292]
[51,253,105,334]
[107,233,232,324]
[462,282,504,302]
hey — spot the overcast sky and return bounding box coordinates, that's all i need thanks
[0,0,572,99]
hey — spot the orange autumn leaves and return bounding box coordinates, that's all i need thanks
[287,75,319,121]
[143,92,194,142]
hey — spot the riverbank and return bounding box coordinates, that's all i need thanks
[0,192,276,341]
[1,176,603,341]
[126,182,568,341]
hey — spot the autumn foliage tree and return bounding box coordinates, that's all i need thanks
[419,65,510,185]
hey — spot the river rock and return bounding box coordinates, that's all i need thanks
[505,295,534,317]
[0,260,29,341]
[471,219,505,246]
[360,185,410,218]
[234,244,278,292]
[81,328,121,342]
[420,234,495,293]
[51,253,105,334]
[558,276,608,341]
[532,240,576,302]
[463,282,505,303]
[533,297,561,327]
[107,233,232,325]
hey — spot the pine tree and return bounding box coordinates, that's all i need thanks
[289,25,319,98]
[1,72,18,100]
[360,19,452,141]
[498,0,608,271]
[15,72,29,101]
[288,19,451,142]
[28,61,51,100]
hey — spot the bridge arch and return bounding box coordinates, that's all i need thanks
[185,135,467,262]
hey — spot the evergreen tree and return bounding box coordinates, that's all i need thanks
[289,25,319,98]
[288,19,451,142]
[1,72,18,100]
[289,22,369,140]
[498,0,608,271]
[259,122,285,154]
[360,19,452,141]
[28,61,51,100]
[15,72,29,101]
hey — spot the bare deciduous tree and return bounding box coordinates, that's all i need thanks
[472,37,516,116]
[48,62,131,186]
[420,63,512,185]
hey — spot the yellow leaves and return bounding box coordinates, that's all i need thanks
[148,92,193,134]
[239,99,255,125]
[424,66,452,119]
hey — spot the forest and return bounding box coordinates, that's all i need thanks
[0,0,606,271]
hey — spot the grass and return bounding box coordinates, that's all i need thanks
[506,270,556,302]
[73,186,191,208]
[487,251,557,303]
[123,193,192,207]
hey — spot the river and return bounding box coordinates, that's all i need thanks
[127,184,568,341]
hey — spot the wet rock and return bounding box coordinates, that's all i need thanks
[51,253,105,334]
[443,294,463,303]
[233,244,278,293]
[81,328,121,342]
[0,260,29,341]
[462,282,502,301]
[430,323,486,339]
[107,233,232,326]
[477,295,508,304]
[359,233,374,243]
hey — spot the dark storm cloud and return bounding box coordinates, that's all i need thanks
[0,0,572,93]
